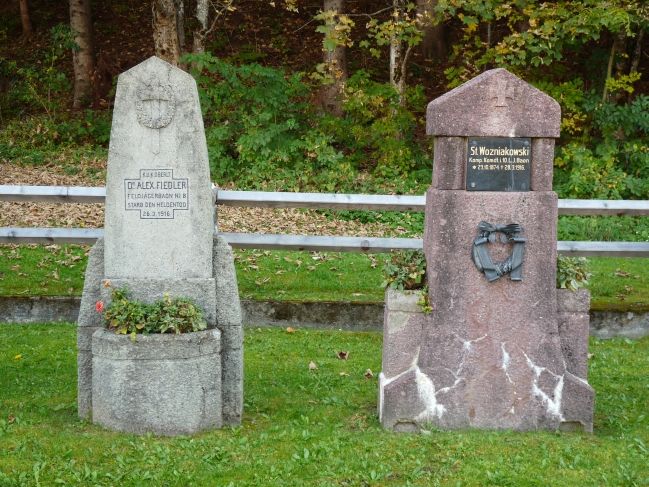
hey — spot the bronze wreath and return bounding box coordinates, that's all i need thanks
[471,221,526,282]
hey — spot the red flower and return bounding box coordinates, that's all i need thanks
[95,301,104,313]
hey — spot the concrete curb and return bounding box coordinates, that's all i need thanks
[1,296,648,339]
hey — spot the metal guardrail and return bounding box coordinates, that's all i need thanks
[1,228,648,256]
[1,185,649,255]
[3,185,649,215]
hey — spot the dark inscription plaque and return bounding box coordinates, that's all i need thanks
[466,137,531,191]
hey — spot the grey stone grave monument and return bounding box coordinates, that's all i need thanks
[77,56,243,435]
[379,68,594,433]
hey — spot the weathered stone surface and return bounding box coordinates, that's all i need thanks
[427,69,561,138]
[214,235,242,327]
[77,239,105,327]
[386,288,426,314]
[104,56,213,280]
[83,57,239,433]
[432,137,465,190]
[77,351,93,419]
[0,296,79,324]
[590,309,649,339]
[557,288,591,380]
[558,312,590,379]
[213,234,244,426]
[557,288,591,313]
[381,290,425,378]
[559,372,594,433]
[417,189,574,430]
[78,326,103,352]
[92,328,222,436]
[77,239,105,419]
[530,138,555,191]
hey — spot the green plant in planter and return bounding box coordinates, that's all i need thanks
[381,250,427,291]
[556,255,592,292]
[97,286,207,341]
[381,250,431,314]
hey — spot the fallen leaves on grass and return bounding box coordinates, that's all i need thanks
[285,326,297,333]
[364,369,374,379]
[615,268,631,277]
[10,265,20,271]
[339,372,349,376]
[336,351,350,360]
[309,361,318,370]
[625,286,633,292]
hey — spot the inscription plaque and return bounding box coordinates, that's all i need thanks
[124,169,189,219]
[466,137,531,191]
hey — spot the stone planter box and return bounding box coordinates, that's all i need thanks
[92,328,222,436]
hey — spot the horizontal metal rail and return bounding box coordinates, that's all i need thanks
[0,185,106,203]
[1,227,648,257]
[2,185,649,215]
[216,190,425,211]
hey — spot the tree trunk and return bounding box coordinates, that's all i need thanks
[319,0,348,117]
[19,0,33,38]
[630,28,644,74]
[390,0,410,105]
[612,28,630,104]
[416,0,446,61]
[192,0,209,54]
[69,0,95,109]
[177,0,187,69]
[152,0,183,67]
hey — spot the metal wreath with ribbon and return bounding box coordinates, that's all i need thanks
[471,221,526,282]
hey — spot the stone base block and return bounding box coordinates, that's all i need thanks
[92,328,222,436]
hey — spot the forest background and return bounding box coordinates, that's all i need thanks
[1,0,649,208]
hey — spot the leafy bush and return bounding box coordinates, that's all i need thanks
[99,286,207,340]
[321,70,431,179]
[184,52,350,192]
[553,93,649,201]
[381,250,427,291]
[556,255,592,292]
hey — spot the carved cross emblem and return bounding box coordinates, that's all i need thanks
[135,82,175,130]
[488,79,515,107]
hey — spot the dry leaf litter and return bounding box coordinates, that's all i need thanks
[1,163,416,239]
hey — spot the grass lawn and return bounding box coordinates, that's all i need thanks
[0,323,648,486]
[2,244,649,307]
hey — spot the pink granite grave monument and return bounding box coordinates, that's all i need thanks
[378,69,594,433]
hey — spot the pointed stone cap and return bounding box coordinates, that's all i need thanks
[427,68,561,138]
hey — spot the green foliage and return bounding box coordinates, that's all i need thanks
[184,52,350,192]
[554,95,649,200]
[381,249,427,291]
[360,1,423,59]
[321,70,431,179]
[0,24,111,156]
[101,286,207,339]
[557,255,592,291]
[416,285,432,314]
